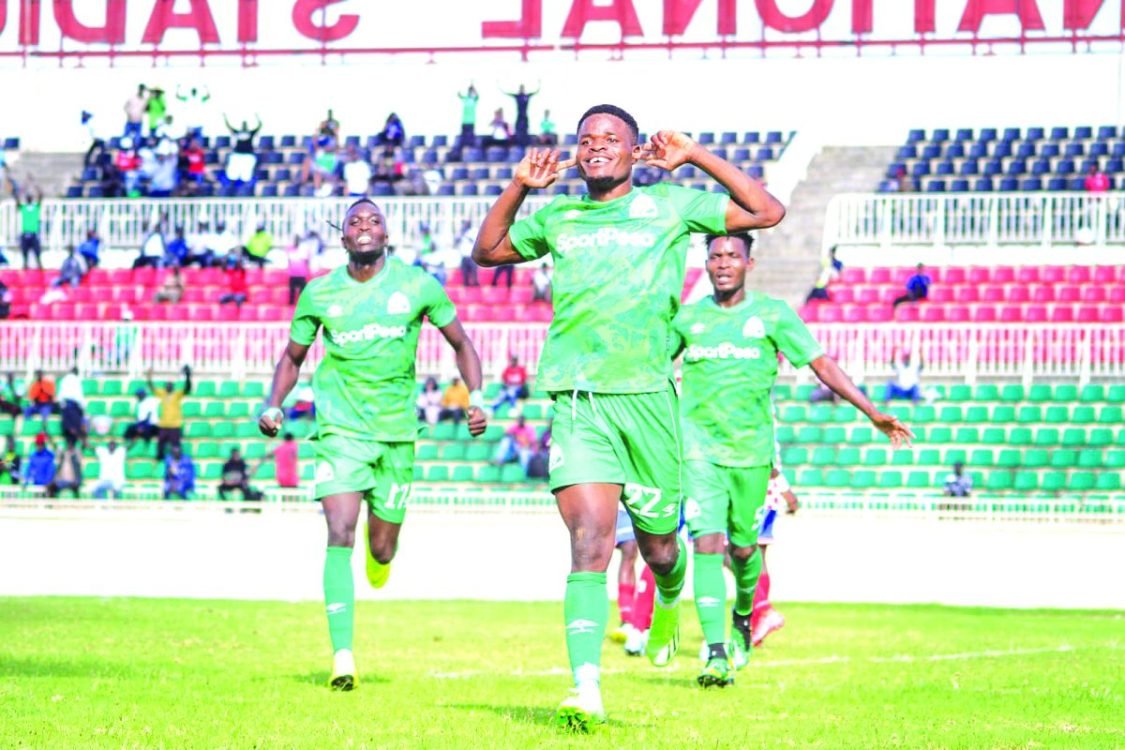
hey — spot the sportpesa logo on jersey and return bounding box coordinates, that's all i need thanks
[556,227,656,253]
[328,322,408,344]
[683,342,761,362]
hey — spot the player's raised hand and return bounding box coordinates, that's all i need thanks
[466,406,488,438]
[514,148,576,189]
[258,406,284,438]
[871,411,914,450]
[640,130,699,171]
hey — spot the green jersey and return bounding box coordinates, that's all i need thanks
[19,203,40,234]
[509,183,727,394]
[459,92,479,125]
[672,293,823,467]
[290,258,456,442]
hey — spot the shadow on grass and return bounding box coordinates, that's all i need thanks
[291,671,391,687]
[444,702,637,730]
[0,657,137,679]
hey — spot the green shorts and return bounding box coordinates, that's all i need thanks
[311,433,414,524]
[549,389,682,536]
[684,460,771,548]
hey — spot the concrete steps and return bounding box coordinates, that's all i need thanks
[6,151,84,197]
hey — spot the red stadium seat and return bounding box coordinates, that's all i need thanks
[943,267,966,285]
[1015,266,1040,284]
[527,304,554,323]
[460,287,484,305]
[1081,287,1107,303]
[1066,266,1091,284]
[266,288,288,306]
[843,305,865,324]
[480,286,510,304]
[799,305,818,322]
[1050,306,1074,323]
[181,288,207,304]
[1092,266,1117,284]
[865,305,891,323]
[839,268,865,284]
[954,287,979,303]
[261,305,289,322]
[1110,286,1125,304]
[896,305,920,323]
[973,305,997,322]
[1099,305,1123,323]
[86,269,110,286]
[967,267,990,285]
[1041,266,1065,284]
[828,287,853,304]
[1031,285,1055,303]
[991,267,1015,284]
[868,268,891,285]
[192,305,216,322]
[920,305,945,323]
[817,305,842,323]
[108,269,131,285]
[74,303,97,319]
[264,270,288,287]
[929,287,954,304]
[510,287,534,304]
[21,270,46,285]
[1076,305,1099,323]
[133,267,157,285]
[856,287,879,305]
[999,305,1022,323]
[49,303,76,320]
[946,304,970,322]
[891,267,913,285]
[446,287,466,304]
[1024,304,1047,323]
[1007,286,1030,303]
[102,303,123,320]
[981,285,1005,303]
[1056,285,1080,303]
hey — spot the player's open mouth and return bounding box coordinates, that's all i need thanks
[356,235,373,245]
[585,157,611,166]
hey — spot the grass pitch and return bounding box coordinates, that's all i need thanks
[0,598,1120,749]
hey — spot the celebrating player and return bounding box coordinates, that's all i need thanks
[473,104,786,729]
[259,199,487,691]
[672,232,912,688]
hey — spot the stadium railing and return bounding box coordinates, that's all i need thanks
[825,191,1125,249]
[2,322,1121,382]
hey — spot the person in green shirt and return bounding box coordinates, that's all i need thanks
[473,104,786,730]
[243,222,273,268]
[258,198,487,692]
[539,109,557,146]
[671,233,912,687]
[16,185,43,270]
[458,84,479,147]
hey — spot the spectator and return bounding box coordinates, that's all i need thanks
[0,435,20,485]
[113,309,137,368]
[491,263,514,290]
[808,383,838,403]
[0,281,10,320]
[152,266,185,304]
[16,185,43,270]
[123,84,147,139]
[137,135,159,187]
[502,82,540,147]
[24,370,56,426]
[805,247,842,303]
[124,388,161,447]
[114,138,142,196]
[272,432,300,489]
[303,136,340,196]
[455,219,479,287]
[222,114,262,191]
[145,86,167,135]
[341,145,373,197]
[439,377,470,425]
[891,263,931,309]
[243,222,273,268]
[890,164,916,193]
[218,447,260,501]
[540,109,558,146]
[81,110,109,170]
[1084,164,1110,193]
[318,109,340,147]
[458,84,479,146]
[148,365,192,461]
[483,109,512,149]
[175,84,211,139]
[134,219,167,269]
[0,372,21,417]
[163,444,195,500]
[884,350,924,404]
[76,229,102,269]
[163,226,190,268]
[186,220,219,267]
[57,366,87,447]
[51,246,88,288]
[215,221,241,263]
[492,415,537,470]
[148,147,179,197]
[491,355,529,413]
[526,420,552,479]
[943,462,972,497]
[92,438,127,499]
[219,259,249,307]
[180,138,208,191]
[22,433,55,489]
[285,234,311,306]
[372,146,405,188]
[531,263,552,303]
[46,437,83,498]
[287,380,315,421]
[416,377,443,426]
[377,113,405,147]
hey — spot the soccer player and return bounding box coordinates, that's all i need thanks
[258,199,487,691]
[472,104,786,729]
[672,232,913,688]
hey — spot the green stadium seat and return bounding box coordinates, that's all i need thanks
[1108,384,1125,403]
[848,426,873,444]
[969,449,994,467]
[775,425,795,443]
[981,427,1006,445]
[1070,406,1096,423]
[1000,384,1024,402]
[985,472,1012,490]
[202,402,225,418]
[483,383,502,399]
[954,427,979,443]
[126,462,153,480]
[439,443,466,461]
[783,447,808,465]
[218,382,239,399]
[110,401,132,419]
[948,384,972,401]
[823,426,847,444]
[833,405,858,423]
[796,426,823,443]
[809,405,833,423]
[1008,427,1032,446]
[795,384,815,401]
[101,381,123,397]
[522,404,544,420]
[997,449,1021,468]
[938,406,963,423]
[1061,428,1087,447]
[1068,472,1096,491]
[1022,448,1048,468]
[428,465,451,482]
[465,443,491,462]
[196,443,218,459]
[1013,472,1038,492]
[1053,384,1078,401]
[242,382,266,399]
[452,466,475,482]
[1079,384,1105,403]
[236,423,259,438]
[973,384,999,401]
[825,469,850,488]
[836,447,860,465]
[1077,450,1103,469]
[879,471,903,489]
[201,463,222,480]
[1096,473,1121,491]
[85,400,107,417]
[82,462,100,479]
[906,470,931,488]
[917,448,941,465]
[1049,450,1077,468]
[228,403,251,419]
[891,449,914,466]
[782,405,807,423]
[810,446,836,466]
[211,423,234,439]
[990,405,1015,423]
[256,463,275,480]
[185,423,210,438]
[1017,406,1042,423]
[482,425,505,441]
[194,381,217,398]
[943,448,967,464]
[476,465,500,482]
[244,443,266,460]
[912,405,936,423]
[850,470,876,489]
[181,402,202,419]
[772,384,793,400]
[0,422,11,437]
[889,405,911,422]
[928,426,953,443]
[1027,384,1052,402]
[416,444,438,460]
[432,423,456,440]
[863,448,887,466]
[298,443,314,459]
[1106,450,1125,468]
[1034,428,1059,446]
[797,469,823,486]
[1117,429,1125,447]
[1088,428,1112,447]
[1098,406,1123,424]
[500,464,526,483]
[412,465,425,481]
[1044,405,1069,424]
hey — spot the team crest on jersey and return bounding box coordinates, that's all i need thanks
[743,316,766,339]
[326,304,343,318]
[684,497,702,520]
[549,444,565,472]
[315,461,336,484]
[690,323,706,335]
[563,209,583,221]
[387,291,411,315]
[628,193,659,219]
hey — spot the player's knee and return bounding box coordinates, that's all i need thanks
[571,527,615,571]
[369,539,396,565]
[693,533,726,555]
[325,518,358,548]
[730,543,758,562]
[641,541,680,574]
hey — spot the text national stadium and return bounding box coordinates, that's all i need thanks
[0,2,1122,747]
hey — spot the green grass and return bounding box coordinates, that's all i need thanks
[0,599,1120,749]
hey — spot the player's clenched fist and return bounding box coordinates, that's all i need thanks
[466,406,488,437]
[258,406,284,438]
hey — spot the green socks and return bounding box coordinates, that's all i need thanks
[731,546,763,617]
[323,546,355,653]
[654,536,688,604]
[564,572,608,687]
[693,552,727,647]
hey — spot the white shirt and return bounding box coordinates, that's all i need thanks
[96,445,127,486]
[142,231,165,259]
[455,230,475,260]
[58,372,85,407]
[342,159,373,196]
[532,269,551,292]
[137,396,161,423]
[894,360,922,390]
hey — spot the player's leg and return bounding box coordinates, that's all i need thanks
[611,509,638,643]
[320,491,365,691]
[727,465,772,668]
[751,510,785,646]
[751,541,771,623]
[626,563,655,655]
[362,442,414,589]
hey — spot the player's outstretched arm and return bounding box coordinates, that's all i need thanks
[472,148,575,268]
[808,355,914,449]
[259,340,309,438]
[437,319,488,438]
[641,131,785,232]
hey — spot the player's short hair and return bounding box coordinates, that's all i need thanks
[705,232,754,257]
[577,104,640,142]
[347,197,381,214]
